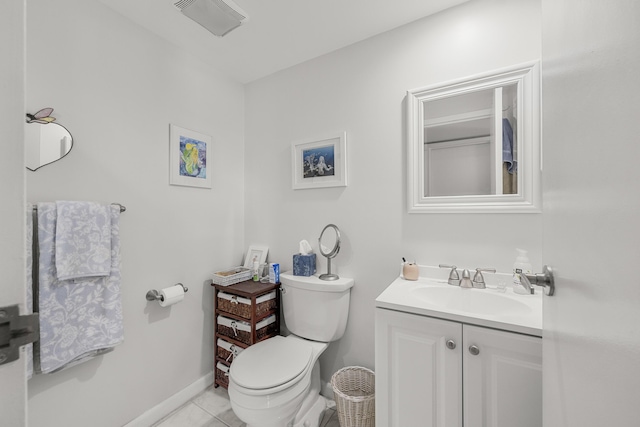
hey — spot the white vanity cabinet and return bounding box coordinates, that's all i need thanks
[463,324,542,427]
[375,308,463,426]
[375,307,542,427]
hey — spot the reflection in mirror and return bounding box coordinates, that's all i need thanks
[25,108,73,171]
[424,84,517,197]
[407,62,541,213]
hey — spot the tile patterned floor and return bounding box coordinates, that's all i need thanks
[152,386,340,427]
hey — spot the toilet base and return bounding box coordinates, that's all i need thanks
[292,393,328,427]
[243,361,328,427]
[242,395,327,427]
[291,361,327,427]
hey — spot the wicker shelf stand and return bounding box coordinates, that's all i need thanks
[212,280,280,388]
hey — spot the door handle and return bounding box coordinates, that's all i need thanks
[0,305,39,365]
[522,265,555,296]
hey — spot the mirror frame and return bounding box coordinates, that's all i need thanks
[318,223,341,258]
[407,61,541,213]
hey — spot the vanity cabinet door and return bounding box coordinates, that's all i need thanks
[463,325,542,427]
[375,308,462,427]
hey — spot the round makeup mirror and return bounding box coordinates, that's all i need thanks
[318,224,341,281]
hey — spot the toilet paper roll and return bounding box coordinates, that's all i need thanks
[159,285,185,307]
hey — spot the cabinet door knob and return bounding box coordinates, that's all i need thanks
[468,345,480,356]
[446,339,456,350]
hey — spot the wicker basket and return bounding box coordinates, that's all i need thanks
[217,314,278,345]
[216,338,244,362]
[212,267,252,286]
[331,366,375,427]
[215,362,230,388]
[217,291,277,320]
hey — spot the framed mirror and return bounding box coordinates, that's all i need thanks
[25,108,73,171]
[406,62,541,213]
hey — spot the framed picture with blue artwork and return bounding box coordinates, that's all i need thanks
[169,124,212,189]
[291,131,347,190]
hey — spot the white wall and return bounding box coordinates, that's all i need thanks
[244,0,542,384]
[0,1,27,424]
[25,1,244,426]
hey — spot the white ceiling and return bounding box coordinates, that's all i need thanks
[98,0,470,84]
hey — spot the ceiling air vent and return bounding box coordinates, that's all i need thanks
[173,0,249,37]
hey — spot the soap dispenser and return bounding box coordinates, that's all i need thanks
[512,248,533,294]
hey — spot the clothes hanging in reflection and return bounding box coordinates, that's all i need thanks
[502,118,518,194]
[502,118,517,173]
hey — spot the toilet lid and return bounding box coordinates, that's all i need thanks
[230,336,313,390]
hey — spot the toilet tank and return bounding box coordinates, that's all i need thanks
[280,272,354,342]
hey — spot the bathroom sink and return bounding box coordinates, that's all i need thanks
[409,286,531,316]
[375,266,542,336]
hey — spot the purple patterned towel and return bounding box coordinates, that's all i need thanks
[55,201,112,281]
[36,202,123,374]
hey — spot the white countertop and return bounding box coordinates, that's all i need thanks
[375,266,542,336]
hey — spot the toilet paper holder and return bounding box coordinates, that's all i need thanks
[146,283,188,302]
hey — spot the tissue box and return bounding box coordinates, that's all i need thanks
[293,253,316,276]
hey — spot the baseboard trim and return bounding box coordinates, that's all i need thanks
[124,372,214,427]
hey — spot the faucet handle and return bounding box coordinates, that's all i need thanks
[472,268,496,289]
[439,264,460,286]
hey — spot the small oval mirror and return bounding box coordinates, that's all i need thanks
[25,108,73,171]
[319,224,341,258]
[318,224,341,281]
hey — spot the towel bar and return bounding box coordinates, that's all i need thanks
[32,203,126,213]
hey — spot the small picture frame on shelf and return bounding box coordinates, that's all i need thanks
[243,245,269,268]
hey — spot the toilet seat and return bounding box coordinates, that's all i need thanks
[230,335,313,391]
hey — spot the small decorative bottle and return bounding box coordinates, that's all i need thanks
[252,256,259,282]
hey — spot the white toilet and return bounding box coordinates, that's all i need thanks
[228,272,354,427]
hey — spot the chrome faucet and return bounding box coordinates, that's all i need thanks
[472,268,496,289]
[519,266,556,296]
[459,269,473,288]
[517,273,535,294]
[439,264,460,286]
